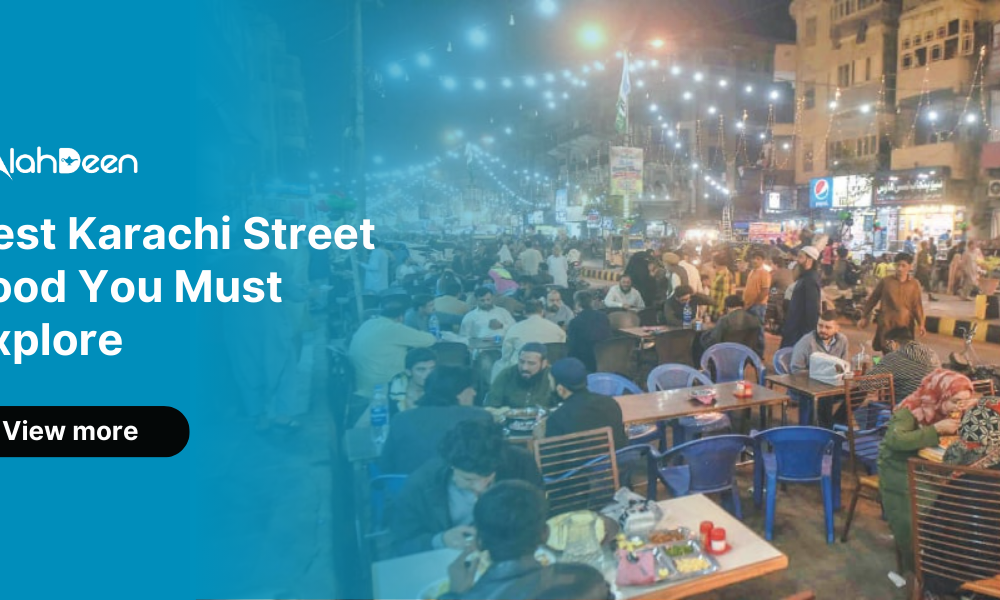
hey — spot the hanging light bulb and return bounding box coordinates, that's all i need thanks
[447,42,452,52]
[509,12,515,26]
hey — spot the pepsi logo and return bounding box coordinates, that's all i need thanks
[813,178,830,200]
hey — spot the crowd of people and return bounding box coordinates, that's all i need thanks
[339,228,999,598]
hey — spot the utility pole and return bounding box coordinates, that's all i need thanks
[349,0,367,322]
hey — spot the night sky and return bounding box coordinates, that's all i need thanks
[266,0,794,188]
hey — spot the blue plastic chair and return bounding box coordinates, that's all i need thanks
[700,342,767,385]
[543,444,656,504]
[588,373,665,450]
[751,427,845,544]
[651,434,753,519]
[772,347,793,375]
[646,364,731,447]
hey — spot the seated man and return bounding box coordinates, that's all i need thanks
[389,420,544,557]
[869,326,941,403]
[693,294,763,362]
[492,300,566,381]
[443,481,613,600]
[434,280,469,332]
[488,343,556,409]
[603,274,645,311]
[460,288,516,340]
[789,310,850,427]
[387,347,436,413]
[661,285,712,327]
[544,288,575,329]
[404,294,435,333]
[544,358,628,449]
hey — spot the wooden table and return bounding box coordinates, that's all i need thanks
[615,381,789,429]
[962,575,1000,598]
[619,325,710,339]
[765,372,844,426]
[370,494,788,600]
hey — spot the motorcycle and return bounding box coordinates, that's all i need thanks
[827,283,868,324]
[948,323,1000,393]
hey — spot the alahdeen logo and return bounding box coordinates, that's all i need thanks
[0,147,137,179]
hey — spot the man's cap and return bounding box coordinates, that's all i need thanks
[550,358,588,388]
[799,246,820,261]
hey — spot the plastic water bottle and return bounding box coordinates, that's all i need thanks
[428,314,441,340]
[370,385,389,447]
[682,301,693,329]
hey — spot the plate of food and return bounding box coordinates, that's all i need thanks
[546,510,617,550]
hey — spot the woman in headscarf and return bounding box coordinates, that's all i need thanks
[878,368,978,574]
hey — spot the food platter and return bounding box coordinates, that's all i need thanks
[615,529,720,586]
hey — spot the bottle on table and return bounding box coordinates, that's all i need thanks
[370,384,389,447]
[682,301,693,329]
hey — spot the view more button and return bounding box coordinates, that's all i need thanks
[0,406,188,457]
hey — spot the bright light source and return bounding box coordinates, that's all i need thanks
[548,101,557,109]
[649,103,658,112]
[683,91,692,100]
[736,121,744,129]
[829,101,838,109]
[745,85,753,93]
[671,65,681,76]
[501,77,512,88]
[707,106,717,114]
[562,91,569,99]
[928,110,938,121]
[578,24,605,48]
[650,38,665,48]
[719,79,727,88]
[636,79,645,88]
[675,142,681,148]
[537,0,557,17]
[543,90,553,100]
[416,53,432,68]
[770,90,780,100]
[388,63,404,78]
[504,127,513,134]
[441,76,457,90]
[544,72,555,83]
[782,143,790,149]
[860,104,870,113]
[759,133,766,139]
[524,76,537,87]
[694,72,704,82]
[468,28,487,47]
[473,79,486,91]
[966,113,977,123]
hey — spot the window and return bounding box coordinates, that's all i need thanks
[949,19,960,36]
[804,86,816,109]
[803,143,814,172]
[902,53,913,69]
[838,63,852,87]
[945,38,958,60]
[805,17,817,46]
[903,37,911,50]
[857,20,868,43]
[931,44,943,61]
[937,26,946,39]
[963,20,972,33]
[915,47,928,66]
[925,30,934,43]
[962,35,973,55]
[914,33,922,46]
[865,56,872,81]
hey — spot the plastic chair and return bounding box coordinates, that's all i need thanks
[719,326,763,359]
[588,373,664,450]
[638,307,660,326]
[535,427,618,515]
[542,443,656,504]
[646,364,731,447]
[700,342,766,385]
[650,435,753,518]
[751,426,845,544]
[772,347,793,375]
[653,329,698,368]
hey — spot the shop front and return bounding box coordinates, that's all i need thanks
[808,175,875,254]
[875,168,964,253]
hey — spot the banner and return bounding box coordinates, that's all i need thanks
[615,54,630,134]
[748,222,783,242]
[610,146,644,197]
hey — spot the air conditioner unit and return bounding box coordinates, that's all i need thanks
[989,180,1000,198]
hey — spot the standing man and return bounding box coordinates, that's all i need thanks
[518,240,544,277]
[743,249,771,351]
[859,252,926,353]
[678,246,703,295]
[915,241,937,302]
[360,241,391,294]
[960,239,984,300]
[780,246,822,349]
[604,274,645,311]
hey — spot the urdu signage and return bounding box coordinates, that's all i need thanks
[875,170,947,205]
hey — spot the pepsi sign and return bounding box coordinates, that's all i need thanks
[809,177,833,208]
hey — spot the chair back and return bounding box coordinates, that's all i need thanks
[534,427,618,515]
[647,363,712,392]
[972,379,996,396]
[700,342,766,385]
[653,329,698,368]
[545,342,569,363]
[840,373,895,475]
[909,458,1000,596]
[752,426,845,482]
[720,326,763,358]
[772,347,794,375]
[656,435,752,494]
[432,341,471,367]
[587,372,642,395]
[594,336,638,379]
[608,310,641,330]
[615,443,655,493]
[369,474,408,536]
[638,307,660,327]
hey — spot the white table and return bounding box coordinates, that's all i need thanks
[371,493,788,600]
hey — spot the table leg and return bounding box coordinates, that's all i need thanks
[781,400,788,427]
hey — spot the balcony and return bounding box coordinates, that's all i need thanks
[890,140,974,179]
[896,58,975,103]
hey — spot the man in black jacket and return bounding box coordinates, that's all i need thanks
[780,246,822,349]
[566,291,612,372]
[543,358,628,449]
[389,420,543,557]
[444,481,612,600]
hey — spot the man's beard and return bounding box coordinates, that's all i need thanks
[518,370,544,386]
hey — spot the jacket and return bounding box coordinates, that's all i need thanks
[566,309,612,372]
[781,268,821,348]
[380,404,492,475]
[389,446,544,556]
[544,390,628,449]
[441,557,611,600]
[487,367,556,409]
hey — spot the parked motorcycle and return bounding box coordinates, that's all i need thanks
[948,323,1000,393]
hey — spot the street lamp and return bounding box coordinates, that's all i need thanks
[577,24,605,49]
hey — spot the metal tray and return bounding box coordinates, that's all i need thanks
[660,540,720,581]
